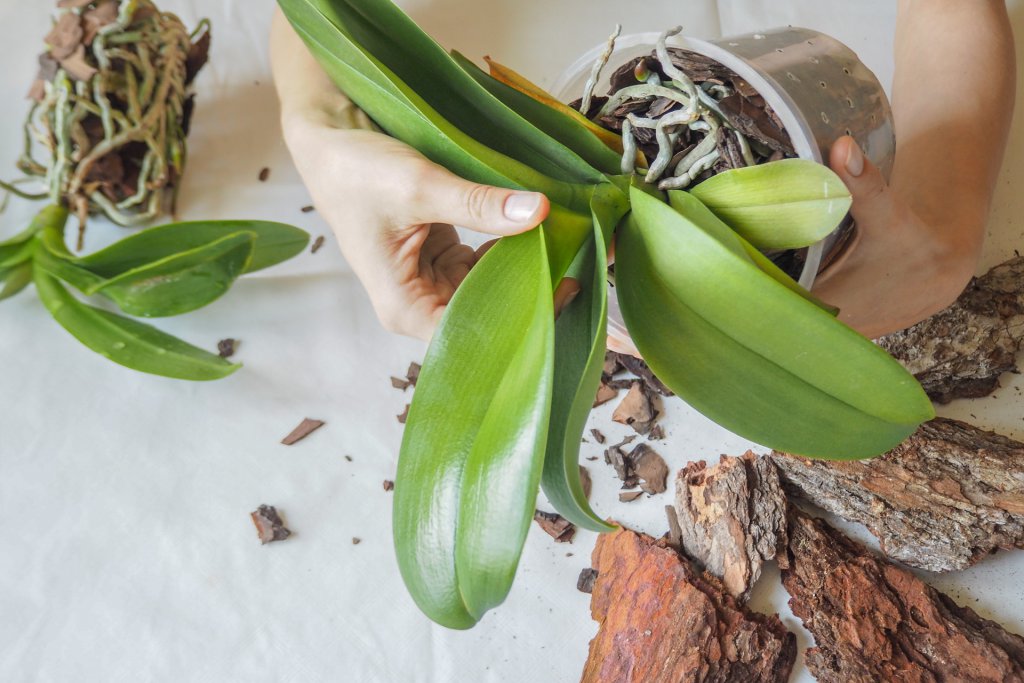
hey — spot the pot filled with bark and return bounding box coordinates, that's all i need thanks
[552,26,895,352]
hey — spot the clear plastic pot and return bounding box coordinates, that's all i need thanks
[551,27,895,353]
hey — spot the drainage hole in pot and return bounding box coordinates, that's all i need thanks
[821,112,831,124]
[843,67,851,75]
[870,113,877,122]
[807,40,815,45]
[819,80,827,88]
[787,72,800,81]
[810,56,821,64]
[728,42,739,47]
[846,98,855,109]
[845,128,853,137]
[776,48,784,53]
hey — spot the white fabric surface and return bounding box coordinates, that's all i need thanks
[2,1,1024,682]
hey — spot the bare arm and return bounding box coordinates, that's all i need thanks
[813,0,1016,338]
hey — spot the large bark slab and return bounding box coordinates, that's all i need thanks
[783,509,1024,683]
[878,256,1024,403]
[581,527,796,683]
[674,451,788,600]
[770,417,1024,572]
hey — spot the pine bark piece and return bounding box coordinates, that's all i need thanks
[877,256,1024,403]
[675,451,788,600]
[250,505,291,544]
[612,382,659,435]
[533,510,575,543]
[280,418,325,445]
[770,417,1024,573]
[582,527,796,683]
[783,509,1024,683]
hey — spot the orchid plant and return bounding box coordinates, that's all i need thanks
[279,0,934,629]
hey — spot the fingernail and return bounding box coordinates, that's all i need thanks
[844,139,864,177]
[503,192,542,222]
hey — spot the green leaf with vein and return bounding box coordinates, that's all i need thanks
[688,158,852,249]
[278,0,591,212]
[310,0,604,184]
[541,185,626,532]
[617,185,932,459]
[394,227,555,629]
[90,231,257,317]
[33,268,239,381]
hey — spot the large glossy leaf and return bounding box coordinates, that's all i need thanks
[688,159,852,250]
[394,226,555,628]
[617,185,933,459]
[279,0,591,212]
[33,268,239,381]
[91,232,257,318]
[540,184,627,532]
[483,57,627,155]
[74,220,308,275]
[309,0,604,185]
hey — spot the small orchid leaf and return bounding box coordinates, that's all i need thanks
[0,261,33,302]
[617,185,933,459]
[688,158,852,250]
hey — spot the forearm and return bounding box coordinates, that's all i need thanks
[891,0,1015,253]
[270,7,375,132]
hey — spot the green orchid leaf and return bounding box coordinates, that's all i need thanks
[394,226,556,629]
[91,232,257,318]
[309,0,604,185]
[279,0,591,212]
[0,261,33,302]
[617,185,933,459]
[75,220,308,275]
[688,158,852,250]
[0,238,35,269]
[667,191,839,315]
[541,185,627,532]
[33,268,239,381]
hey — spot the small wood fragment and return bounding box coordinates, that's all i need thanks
[352,537,361,545]
[390,376,411,391]
[281,418,325,445]
[405,362,422,386]
[382,479,394,492]
[618,491,643,503]
[396,405,409,424]
[783,509,1024,682]
[581,527,796,683]
[589,428,606,444]
[258,167,270,182]
[301,205,315,213]
[612,382,658,434]
[251,505,291,544]
[665,504,683,551]
[593,382,618,407]
[533,510,575,543]
[310,235,325,254]
[770,417,1024,572]
[877,256,1024,403]
[217,338,237,358]
[577,567,599,594]
[675,451,788,600]
[579,465,593,500]
[613,352,674,397]
[631,443,668,495]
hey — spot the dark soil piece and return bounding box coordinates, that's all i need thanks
[581,527,796,683]
[783,509,1024,682]
[184,24,210,85]
[577,567,599,594]
[382,479,394,492]
[217,338,237,358]
[770,417,1024,573]
[281,418,325,445]
[344,455,353,462]
[593,382,618,407]
[301,205,315,213]
[589,428,606,445]
[251,505,291,544]
[618,491,643,503]
[612,382,659,435]
[396,405,410,424]
[533,510,575,543]
[877,256,1024,403]
[258,167,270,182]
[675,452,788,600]
[310,235,325,254]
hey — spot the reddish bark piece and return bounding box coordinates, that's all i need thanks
[618,491,643,503]
[783,509,1024,682]
[59,44,97,82]
[251,505,291,544]
[631,443,667,495]
[771,417,1024,572]
[396,405,409,424]
[82,0,118,46]
[582,527,796,683]
[675,451,788,600]
[281,418,325,445]
[878,256,1024,403]
[310,235,325,254]
[46,12,83,60]
[593,382,618,407]
[382,480,394,492]
[390,376,411,391]
[533,510,575,543]
[405,362,421,386]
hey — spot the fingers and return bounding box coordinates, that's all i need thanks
[402,162,550,236]
[828,136,891,234]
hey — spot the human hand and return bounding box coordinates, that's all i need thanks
[284,116,572,340]
[811,136,980,340]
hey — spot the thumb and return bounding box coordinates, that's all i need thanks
[409,164,549,236]
[829,136,890,229]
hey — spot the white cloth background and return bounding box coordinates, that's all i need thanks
[2,1,1023,682]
